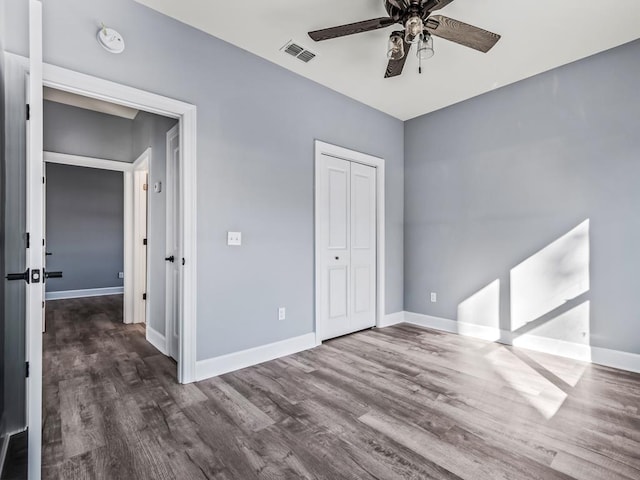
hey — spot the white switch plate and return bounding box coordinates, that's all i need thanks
[278,307,286,321]
[430,292,437,302]
[118,272,124,279]
[227,231,242,246]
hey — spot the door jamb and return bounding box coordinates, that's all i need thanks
[313,140,386,345]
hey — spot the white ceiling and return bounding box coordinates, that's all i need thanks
[44,87,140,119]
[134,0,640,120]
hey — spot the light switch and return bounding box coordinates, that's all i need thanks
[227,231,242,246]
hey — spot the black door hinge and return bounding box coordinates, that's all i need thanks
[142,293,147,300]
[26,362,29,378]
[143,238,147,246]
[26,232,30,249]
[26,104,30,121]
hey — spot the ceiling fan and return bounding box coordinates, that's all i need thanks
[308,0,501,78]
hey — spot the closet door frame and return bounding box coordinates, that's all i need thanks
[314,140,385,345]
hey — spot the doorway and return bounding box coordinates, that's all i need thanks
[314,141,386,343]
[21,54,198,477]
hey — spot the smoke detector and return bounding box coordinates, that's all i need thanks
[97,24,125,54]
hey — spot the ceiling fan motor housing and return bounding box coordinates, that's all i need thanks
[385,0,434,24]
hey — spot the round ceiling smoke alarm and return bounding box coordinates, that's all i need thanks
[97,26,125,54]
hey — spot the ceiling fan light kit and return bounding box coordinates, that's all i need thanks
[308,0,501,78]
[417,33,434,60]
[405,15,424,44]
[387,32,405,60]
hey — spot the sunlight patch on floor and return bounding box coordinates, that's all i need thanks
[486,346,568,419]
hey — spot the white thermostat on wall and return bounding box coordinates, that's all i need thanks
[227,232,242,246]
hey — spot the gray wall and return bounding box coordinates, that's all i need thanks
[132,111,177,334]
[5,0,405,360]
[404,39,640,355]
[45,164,124,292]
[44,100,134,162]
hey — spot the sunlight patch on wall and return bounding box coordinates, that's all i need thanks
[457,279,500,340]
[516,301,590,345]
[510,220,590,332]
[513,301,592,363]
[486,346,568,419]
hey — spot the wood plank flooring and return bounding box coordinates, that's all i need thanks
[43,296,640,479]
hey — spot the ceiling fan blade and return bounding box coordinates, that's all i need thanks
[422,0,456,12]
[425,15,501,53]
[385,41,412,78]
[309,17,396,42]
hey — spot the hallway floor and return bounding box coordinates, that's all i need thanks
[42,296,640,479]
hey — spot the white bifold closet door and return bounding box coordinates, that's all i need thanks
[318,155,377,341]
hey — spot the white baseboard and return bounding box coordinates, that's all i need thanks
[45,286,124,300]
[512,332,591,362]
[591,346,640,374]
[378,311,405,328]
[404,312,506,342]
[385,311,640,374]
[195,333,317,381]
[146,326,168,355]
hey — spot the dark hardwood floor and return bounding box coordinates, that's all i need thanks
[43,296,640,479]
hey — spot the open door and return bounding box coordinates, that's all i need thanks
[26,1,44,478]
[165,125,180,360]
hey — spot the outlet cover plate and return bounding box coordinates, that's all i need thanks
[227,231,242,246]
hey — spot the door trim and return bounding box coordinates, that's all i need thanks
[39,63,198,385]
[314,140,386,345]
[44,151,136,324]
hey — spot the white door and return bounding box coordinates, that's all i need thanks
[166,125,180,360]
[318,155,377,341]
[27,0,44,478]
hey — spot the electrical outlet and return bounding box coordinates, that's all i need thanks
[227,231,242,246]
[118,272,124,279]
[278,307,286,321]
[430,292,437,303]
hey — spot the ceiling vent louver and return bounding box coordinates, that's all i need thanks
[297,50,316,63]
[281,40,317,64]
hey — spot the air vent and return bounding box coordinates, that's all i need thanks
[297,50,316,63]
[280,40,317,64]
[284,43,304,57]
